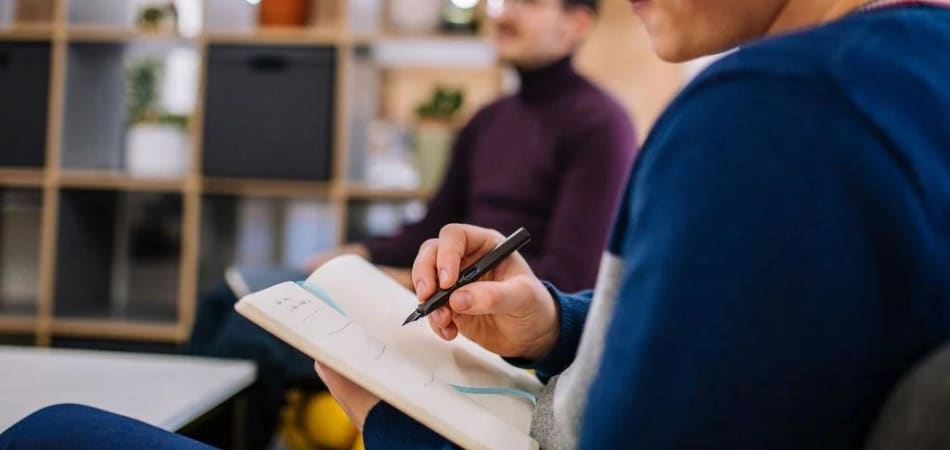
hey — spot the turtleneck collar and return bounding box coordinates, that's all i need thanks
[516,56,582,102]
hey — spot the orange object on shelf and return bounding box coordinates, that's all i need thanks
[260,0,311,27]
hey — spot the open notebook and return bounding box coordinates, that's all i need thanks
[234,255,542,450]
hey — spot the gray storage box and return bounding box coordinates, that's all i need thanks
[0,42,50,168]
[202,45,336,181]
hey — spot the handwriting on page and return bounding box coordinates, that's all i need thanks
[260,282,537,411]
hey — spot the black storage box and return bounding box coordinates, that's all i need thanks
[0,42,51,168]
[202,45,336,181]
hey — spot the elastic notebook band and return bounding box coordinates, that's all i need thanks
[295,281,347,316]
[450,385,538,406]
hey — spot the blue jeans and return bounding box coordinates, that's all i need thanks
[0,404,214,450]
[186,283,320,449]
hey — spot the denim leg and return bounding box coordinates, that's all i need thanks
[185,282,238,356]
[0,404,216,450]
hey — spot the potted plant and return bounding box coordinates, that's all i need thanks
[125,59,190,178]
[135,2,178,33]
[413,86,464,190]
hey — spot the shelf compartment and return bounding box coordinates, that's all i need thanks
[198,194,337,293]
[68,0,202,38]
[379,65,499,125]
[0,187,42,317]
[201,44,336,181]
[61,41,198,173]
[345,199,426,244]
[0,41,50,167]
[205,0,342,34]
[53,189,182,324]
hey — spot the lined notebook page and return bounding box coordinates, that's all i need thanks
[236,255,540,450]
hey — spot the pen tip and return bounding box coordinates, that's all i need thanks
[402,312,419,326]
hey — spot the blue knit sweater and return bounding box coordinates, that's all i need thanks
[363,5,950,449]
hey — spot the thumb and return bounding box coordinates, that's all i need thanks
[448,277,533,316]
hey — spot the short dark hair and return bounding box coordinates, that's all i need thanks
[562,0,599,13]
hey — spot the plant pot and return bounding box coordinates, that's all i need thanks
[389,0,444,34]
[260,0,310,27]
[413,122,454,190]
[125,123,188,178]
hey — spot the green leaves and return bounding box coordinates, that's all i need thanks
[127,59,161,125]
[415,86,465,121]
[126,59,189,130]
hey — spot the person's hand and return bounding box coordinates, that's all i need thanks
[411,224,559,360]
[314,362,379,431]
[302,244,370,274]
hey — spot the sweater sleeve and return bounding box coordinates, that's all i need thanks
[362,287,592,448]
[505,283,593,382]
[524,111,637,292]
[363,118,479,268]
[578,73,898,449]
[363,401,458,449]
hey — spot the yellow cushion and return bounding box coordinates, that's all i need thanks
[280,390,358,450]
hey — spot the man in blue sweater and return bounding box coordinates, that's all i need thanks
[2,0,948,448]
[313,0,950,449]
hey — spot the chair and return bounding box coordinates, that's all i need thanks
[865,343,950,450]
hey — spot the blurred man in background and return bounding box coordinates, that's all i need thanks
[185,0,635,447]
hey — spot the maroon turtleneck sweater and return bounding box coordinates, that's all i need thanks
[364,57,637,291]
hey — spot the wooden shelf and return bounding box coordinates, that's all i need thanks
[202,177,333,198]
[0,314,37,334]
[204,27,341,46]
[0,23,55,41]
[345,184,432,201]
[0,0,508,346]
[51,318,181,343]
[347,32,487,46]
[67,25,195,43]
[0,168,45,187]
[58,170,187,192]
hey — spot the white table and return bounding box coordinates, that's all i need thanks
[0,346,256,433]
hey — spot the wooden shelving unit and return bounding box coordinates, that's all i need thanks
[345,184,432,201]
[0,168,45,187]
[58,170,187,192]
[0,315,37,334]
[67,25,196,43]
[51,318,181,342]
[203,27,341,46]
[202,177,333,199]
[0,0,500,346]
[0,22,54,40]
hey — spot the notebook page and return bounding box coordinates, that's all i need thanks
[236,271,539,449]
[305,256,542,425]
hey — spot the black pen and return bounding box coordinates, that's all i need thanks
[402,227,531,326]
